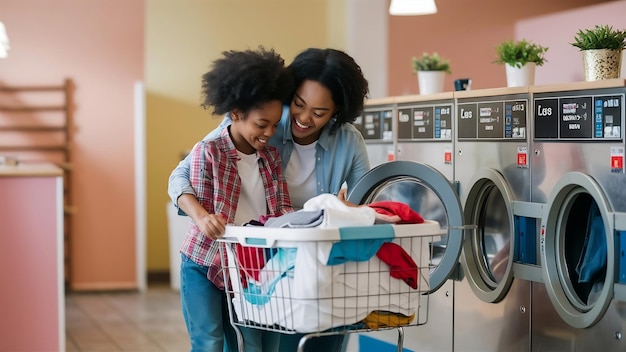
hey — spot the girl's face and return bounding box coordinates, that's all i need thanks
[229,100,283,154]
[289,80,337,145]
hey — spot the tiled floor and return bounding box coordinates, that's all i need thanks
[65,284,190,351]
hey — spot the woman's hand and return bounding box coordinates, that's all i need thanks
[337,188,359,207]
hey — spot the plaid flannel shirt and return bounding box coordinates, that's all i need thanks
[180,129,293,289]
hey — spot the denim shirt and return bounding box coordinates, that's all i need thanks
[168,104,370,209]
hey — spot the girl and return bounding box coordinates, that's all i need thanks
[180,47,294,352]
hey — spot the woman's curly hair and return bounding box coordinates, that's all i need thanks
[201,47,294,115]
[288,48,369,133]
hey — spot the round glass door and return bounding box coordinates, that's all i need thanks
[541,172,614,329]
[461,169,515,303]
[347,161,463,292]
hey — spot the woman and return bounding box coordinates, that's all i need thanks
[168,47,370,352]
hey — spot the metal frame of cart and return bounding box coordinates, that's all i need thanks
[218,221,448,352]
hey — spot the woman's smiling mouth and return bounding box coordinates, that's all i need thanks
[294,119,310,129]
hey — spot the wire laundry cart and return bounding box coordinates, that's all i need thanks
[218,221,446,352]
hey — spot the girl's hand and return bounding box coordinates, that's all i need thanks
[195,213,227,240]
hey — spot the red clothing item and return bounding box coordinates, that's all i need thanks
[376,242,418,289]
[236,244,265,288]
[368,201,424,224]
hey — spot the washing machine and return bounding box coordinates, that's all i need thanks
[387,92,459,351]
[353,97,396,167]
[453,87,542,351]
[347,160,465,351]
[530,80,626,351]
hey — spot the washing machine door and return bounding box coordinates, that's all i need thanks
[460,168,517,303]
[347,160,464,292]
[541,172,615,328]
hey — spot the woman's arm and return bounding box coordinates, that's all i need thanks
[167,114,233,210]
[345,129,371,191]
[167,153,194,209]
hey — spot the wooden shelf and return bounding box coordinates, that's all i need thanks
[0,85,67,92]
[0,106,66,112]
[0,145,69,152]
[0,126,66,132]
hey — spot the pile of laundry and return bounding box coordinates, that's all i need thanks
[224,194,434,333]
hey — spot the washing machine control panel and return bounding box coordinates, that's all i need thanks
[534,91,624,141]
[354,107,394,141]
[457,96,529,141]
[396,101,454,140]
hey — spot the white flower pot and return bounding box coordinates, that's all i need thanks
[417,70,446,95]
[505,62,536,87]
[582,49,622,81]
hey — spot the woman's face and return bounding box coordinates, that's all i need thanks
[289,80,336,145]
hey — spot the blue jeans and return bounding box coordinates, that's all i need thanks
[237,327,281,352]
[180,253,280,352]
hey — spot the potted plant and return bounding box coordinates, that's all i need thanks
[411,52,451,95]
[494,39,548,87]
[571,24,626,81]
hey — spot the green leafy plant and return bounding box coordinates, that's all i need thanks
[571,24,626,51]
[411,52,451,74]
[494,39,548,68]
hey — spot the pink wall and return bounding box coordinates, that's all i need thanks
[516,1,626,85]
[0,0,144,289]
[387,0,610,96]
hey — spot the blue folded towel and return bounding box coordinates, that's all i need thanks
[576,201,607,283]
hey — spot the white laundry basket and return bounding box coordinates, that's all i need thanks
[218,221,445,352]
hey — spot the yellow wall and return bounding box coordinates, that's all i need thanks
[146,0,334,271]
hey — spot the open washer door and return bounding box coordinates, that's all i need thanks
[347,160,464,292]
[541,172,615,329]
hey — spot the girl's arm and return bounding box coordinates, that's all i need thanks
[189,141,226,239]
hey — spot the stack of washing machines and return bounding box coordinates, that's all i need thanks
[348,80,626,351]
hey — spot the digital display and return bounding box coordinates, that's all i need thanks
[506,100,527,139]
[412,107,434,139]
[397,108,412,139]
[477,102,504,138]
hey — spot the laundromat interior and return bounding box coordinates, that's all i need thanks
[2,0,626,351]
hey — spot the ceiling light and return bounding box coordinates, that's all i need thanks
[0,21,10,59]
[389,0,438,16]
